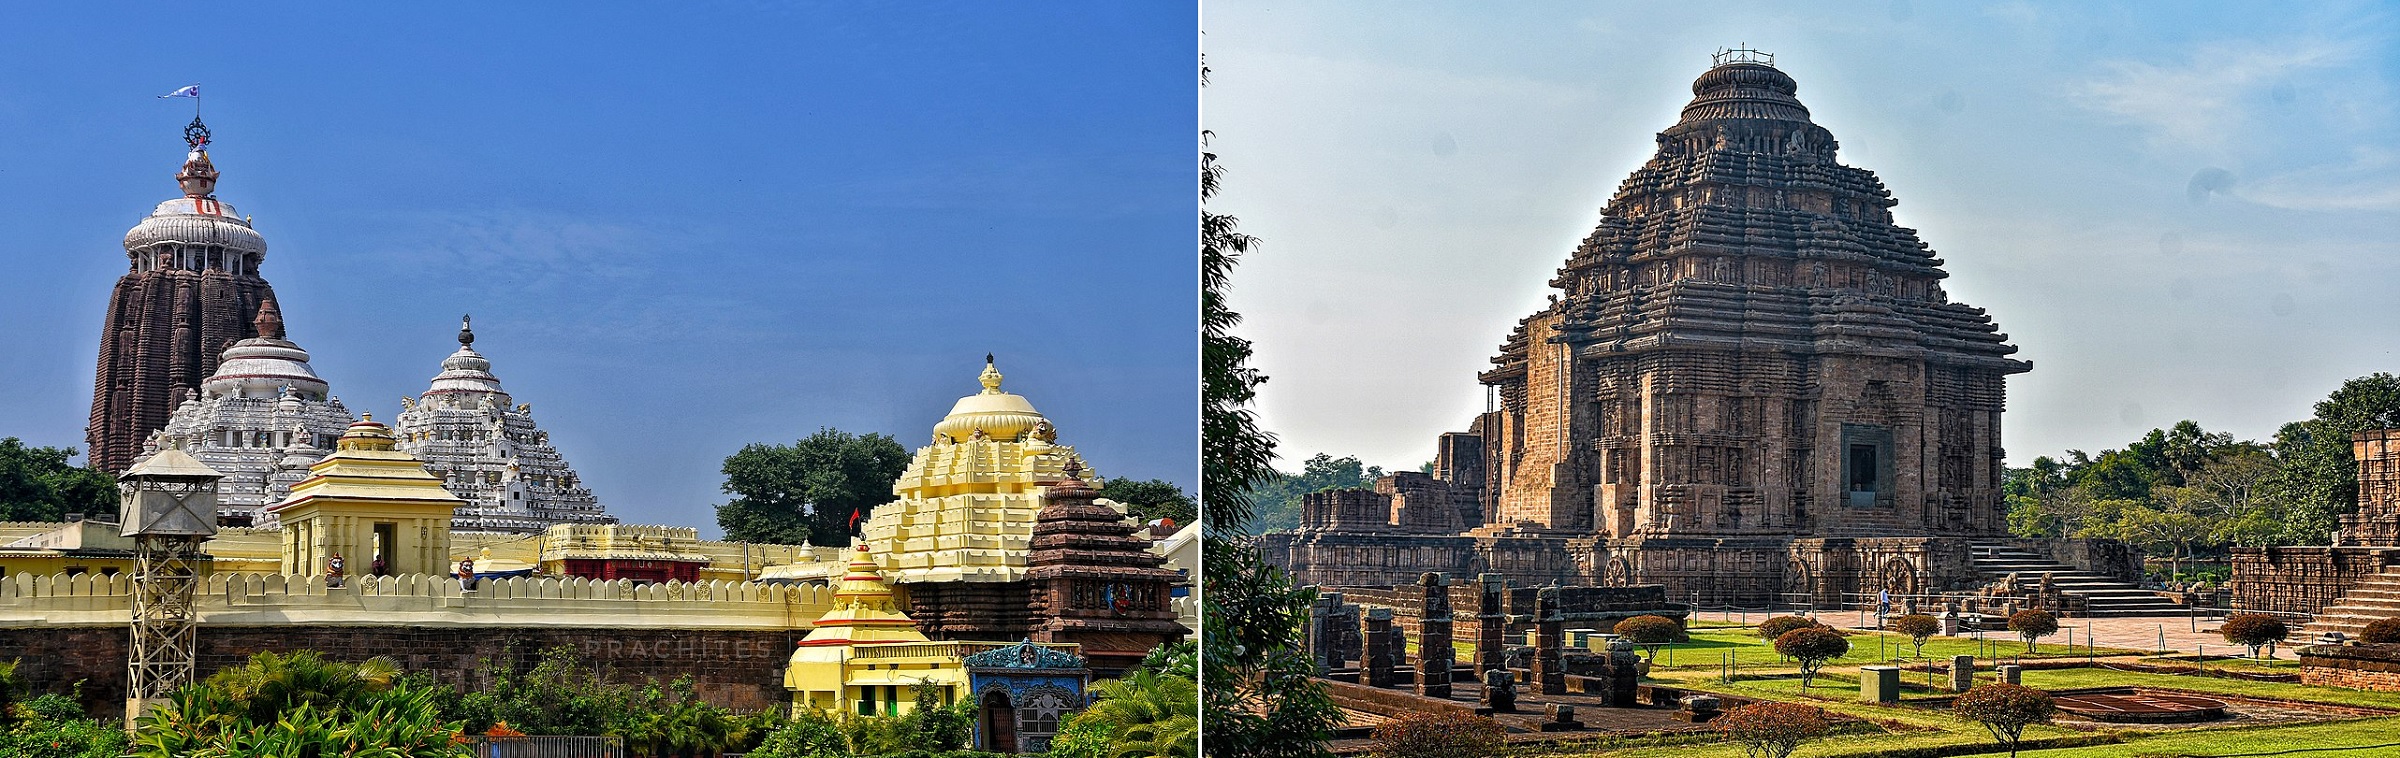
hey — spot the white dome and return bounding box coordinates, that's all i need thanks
[204,338,329,400]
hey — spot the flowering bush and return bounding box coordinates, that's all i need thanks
[1368,710,1504,758]
[1716,702,1828,758]
[1773,628,1851,688]
[2007,609,2058,654]
[1952,683,2055,758]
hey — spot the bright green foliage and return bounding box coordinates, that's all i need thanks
[441,645,774,755]
[131,651,465,758]
[1244,454,1386,533]
[1365,710,1504,758]
[0,439,117,523]
[716,428,911,546]
[1772,628,1849,688]
[1076,669,1197,758]
[1045,714,1118,758]
[1953,683,2056,758]
[1,684,127,758]
[1097,478,1196,527]
[1201,122,1339,758]
[748,709,848,758]
[1141,640,1197,680]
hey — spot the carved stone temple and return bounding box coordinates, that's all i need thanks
[128,298,358,527]
[87,117,280,474]
[1265,51,2056,606]
[393,317,615,533]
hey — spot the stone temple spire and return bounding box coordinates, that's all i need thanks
[87,117,280,473]
[254,296,285,340]
[394,318,614,533]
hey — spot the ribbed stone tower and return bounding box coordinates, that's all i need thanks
[87,118,280,473]
[1471,50,2029,598]
[131,298,357,527]
[393,317,614,533]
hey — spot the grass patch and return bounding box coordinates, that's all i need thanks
[1642,629,2142,673]
[2017,667,2400,710]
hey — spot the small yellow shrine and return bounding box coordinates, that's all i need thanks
[784,546,966,716]
[268,416,465,577]
[858,358,1089,586]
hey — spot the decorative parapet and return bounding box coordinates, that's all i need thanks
[0,571,832,631]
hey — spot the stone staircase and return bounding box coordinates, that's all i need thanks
[2302,566,2400,639]
[1969,542,2185,617]
[1821,509,1915,537]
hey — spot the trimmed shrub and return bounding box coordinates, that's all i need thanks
[1952,682,2055,758]
[1774,627,1851,688]
[2219,613,2289,659]
[1716,702,1828,758]
[1615,615,1682,659]
[1757,615,1820,642]
[1368,710,1504,758]
[1890,614,1941,658]
[2363,618,2400,645]
[2007,610,2058,654]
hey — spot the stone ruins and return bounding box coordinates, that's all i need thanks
[1260,53,2162,612]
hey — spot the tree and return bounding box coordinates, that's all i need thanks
[1773,628,1849,688]
[1079,669,1198,758]
[1613,615,1681,660]
[2089,490,2215,582]
[1756,615,1819,642]
[1952,683,2055,758]
[1366,710,1503,758]
[2219,613,2289,659]
[1098,478,1196,527]
[2262,374,2400,545]
[2008,610,2058,654]
[715,429,910,546]
[1716,702,1828,758]
[1199,74,1340,758]
[1890,614,1941,659]
[131,651,466,758]
[1245,453,1386,533]
[0,439,117,523]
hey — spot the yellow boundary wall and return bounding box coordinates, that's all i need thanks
[0,571,833,630]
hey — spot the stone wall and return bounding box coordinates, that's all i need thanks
[0,570,832,630]
[2230,547,2400,616]
[2300,644,2400,691]
[2,625,799,718]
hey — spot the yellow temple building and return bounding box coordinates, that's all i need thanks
[784,545,967,716]
[861,358,1089,585]
[268,416,465,577]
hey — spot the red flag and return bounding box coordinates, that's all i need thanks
[849,507,862,530]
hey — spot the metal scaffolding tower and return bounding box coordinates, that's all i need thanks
[117,448,223,724]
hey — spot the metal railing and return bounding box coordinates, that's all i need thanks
[463,735,624,758]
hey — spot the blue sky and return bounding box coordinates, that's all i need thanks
[1206,1,2399,470]
[0,4,1197,533]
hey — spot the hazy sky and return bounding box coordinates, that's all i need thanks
[0,4,1196,534]
[1206,1,2399,472]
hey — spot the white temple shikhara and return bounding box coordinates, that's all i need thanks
[394,317,615,533]
[130,298,356,528]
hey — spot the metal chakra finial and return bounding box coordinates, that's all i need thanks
[459,315,475,346]
[1712,44,1774,67]
[184,116,211,150]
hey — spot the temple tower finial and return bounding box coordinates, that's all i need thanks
[254,297,285,340]
[979,355,1004,394]
[459,315,474,347]
[176,116,219,198]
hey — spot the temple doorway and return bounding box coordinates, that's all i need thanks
[979,691,1017,753]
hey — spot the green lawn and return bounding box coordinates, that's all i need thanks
[1639,628,2145,672]
[1513,648,2400,757]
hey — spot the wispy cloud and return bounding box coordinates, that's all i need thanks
[2072,37,2363,152]
[2241,146,2400,211]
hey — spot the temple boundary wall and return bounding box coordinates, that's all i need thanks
[0,571,832,630]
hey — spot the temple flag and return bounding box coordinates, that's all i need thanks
[158,84,199,99]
